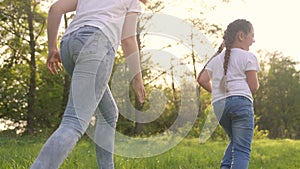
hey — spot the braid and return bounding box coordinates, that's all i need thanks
[213,42,225,58]
[223,42,233,75]
[198,42,224,77]
[205,42,224,68]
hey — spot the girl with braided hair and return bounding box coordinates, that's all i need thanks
[197,19,260,169]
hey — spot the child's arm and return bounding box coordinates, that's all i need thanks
[246,70,259,93]
[121,12,146,103]
[197,70,212,93]
[47,0,77,74]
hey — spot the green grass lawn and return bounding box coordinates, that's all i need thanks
[1,136,299,169]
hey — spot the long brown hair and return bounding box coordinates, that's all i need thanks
[223,19,252,75]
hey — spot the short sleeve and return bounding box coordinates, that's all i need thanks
[245,53,260,72]
[205,58,214,72]
[125,0,142,13]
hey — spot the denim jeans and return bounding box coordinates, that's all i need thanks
[213,96,254,169]
[30,26,118,169]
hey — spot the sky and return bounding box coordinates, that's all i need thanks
[159,0,300,64]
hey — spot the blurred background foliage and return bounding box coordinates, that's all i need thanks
[0,0,299,140]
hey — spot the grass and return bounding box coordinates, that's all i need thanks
[0,136,300,169]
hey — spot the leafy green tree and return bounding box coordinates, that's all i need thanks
[0,0,51,134]
[254,51,300,138]
[0,64,29,133]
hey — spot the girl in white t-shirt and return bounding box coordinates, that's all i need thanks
[197,19,260,169]
[31,0,148,169]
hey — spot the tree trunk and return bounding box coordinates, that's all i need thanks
[133,20,144,135]
[170,63,179,111]
[26,0,36,134]
[134,96,143,135]
[190,32,201,117]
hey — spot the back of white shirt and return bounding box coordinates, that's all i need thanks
[206,48,260,103]
[63,0,142,50]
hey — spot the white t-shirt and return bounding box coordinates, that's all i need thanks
[206,48,260,103]
[63,0,142,50]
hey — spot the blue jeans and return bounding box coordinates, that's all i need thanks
[213,96,254,169]
[30,26,118,169]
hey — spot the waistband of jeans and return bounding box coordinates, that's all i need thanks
[63,25,102,38]
[226,95,251,102]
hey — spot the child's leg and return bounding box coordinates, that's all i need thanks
[30,125,81,169]
[94,87,118,169]
[31,27,115,169]
[220,141,233,169]
[213,99,232,169]
[228,98,254,169]
[219,116,233,169]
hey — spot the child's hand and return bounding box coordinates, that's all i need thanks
[46,47,62,74]
[132,75,146,104]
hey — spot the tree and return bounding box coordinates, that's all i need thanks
[0,64,29,133]
[133,0,165,135]
[0,0,48,134]
[254,51,300,138]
